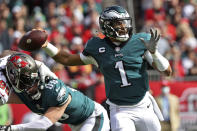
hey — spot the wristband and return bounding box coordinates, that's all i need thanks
[151,50,169,71]
[43,42,59,57]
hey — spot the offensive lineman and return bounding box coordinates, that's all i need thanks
[0,52,110,131]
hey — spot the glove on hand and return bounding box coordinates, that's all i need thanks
[0,125,11,131]
[139,28,160,54]
[35,60,58,82]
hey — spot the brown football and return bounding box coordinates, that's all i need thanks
[18,29,48,51]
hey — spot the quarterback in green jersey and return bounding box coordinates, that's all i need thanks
[29,5,171,131]
[0,52,110,131]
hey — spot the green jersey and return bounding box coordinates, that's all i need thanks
[82,33,151,105]
[15,79,95,125]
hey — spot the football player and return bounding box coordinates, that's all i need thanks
[0,52,110,131]
[40,5,172,131]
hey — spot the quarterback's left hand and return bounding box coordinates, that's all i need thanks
[139,28,160,54]
[0,125,11,131]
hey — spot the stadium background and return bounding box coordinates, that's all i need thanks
[1,0,197,130]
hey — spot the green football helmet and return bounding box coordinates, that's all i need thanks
[99,5,132,42]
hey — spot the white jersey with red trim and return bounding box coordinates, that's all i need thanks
[0,56,11,105]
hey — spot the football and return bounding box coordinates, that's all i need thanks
[18,29,48,51]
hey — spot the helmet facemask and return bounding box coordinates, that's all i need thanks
[18,72,39,93]
[104,19,132,41]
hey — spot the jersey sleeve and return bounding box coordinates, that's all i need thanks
[138,32,151,42]
[146,33,151,41]
[45,79,69,107]
[82,37,102,57]
[82,37,95,57]
[81,37,99,67]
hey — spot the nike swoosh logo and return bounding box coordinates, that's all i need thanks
[147,103,151,108]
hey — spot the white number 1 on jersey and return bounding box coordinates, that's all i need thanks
[115,61,131,87]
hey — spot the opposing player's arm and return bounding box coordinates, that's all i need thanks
[35,60,58,82]
[42,41,85,66]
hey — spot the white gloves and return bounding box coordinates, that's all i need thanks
[139,28,160,54]
[35,60,58,82]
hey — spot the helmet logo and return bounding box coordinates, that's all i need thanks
[9,56,28,68]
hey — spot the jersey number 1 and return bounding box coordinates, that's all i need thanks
[115,61,131,87]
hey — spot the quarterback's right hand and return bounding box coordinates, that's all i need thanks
[0,125,11,131]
